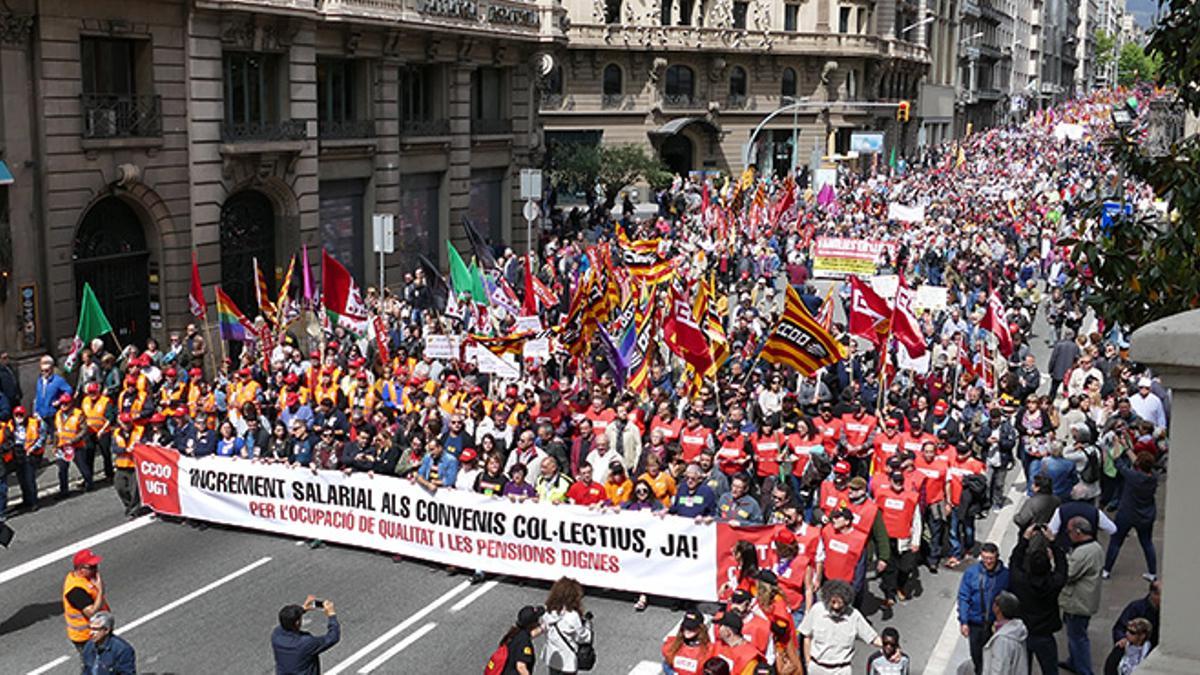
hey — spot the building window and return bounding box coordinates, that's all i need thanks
[784,4,800,30]
[472,67,509,133]
[318,58,371,138]
[729,66,747,97]
[838,6,851,33]
[781,67,797,98]
[661,0,671,25]
[857,7,867,33]
[319,180,366,281]
[469,168,507,244]
[223,52,282,134]
[398,173,442,274]
[678,0,694,24]
[605,0,621,23]
[544,65,563,96]
[733,1,749,28]
[665,65,695,101]
[80,37,159,138]
[602,64,623,95]
[847,68,858,99]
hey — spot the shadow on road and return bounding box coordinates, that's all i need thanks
[0,601,62,636]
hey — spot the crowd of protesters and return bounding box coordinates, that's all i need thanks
[1,87,1172,675]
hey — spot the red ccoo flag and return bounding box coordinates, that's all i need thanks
[188,251,206,319]
[891,277,927,358]
[979,292,1014,357]
[663,284,713,375]
[522,253,537,316]
[848,276,892,345]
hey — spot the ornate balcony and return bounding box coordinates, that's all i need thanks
[318,118,375,139]
[471,118,513,135]
[725,95,751,110]
[221,119,307,142]
[662,93,699,109]
[401,119,451,137]
[80,94,162,139]
[601,94,635,110]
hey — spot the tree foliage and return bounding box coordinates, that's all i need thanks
[1094,30,1117,68]
[1069,0,1200,330]
[1117,42,1160,86]
[550,144,671,210]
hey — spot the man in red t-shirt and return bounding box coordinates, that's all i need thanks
[913,441,949,571]
[565,463,606,506]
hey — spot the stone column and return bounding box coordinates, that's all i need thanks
[1129,308,1200,674]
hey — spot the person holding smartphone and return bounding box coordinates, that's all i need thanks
[271,595,339,675]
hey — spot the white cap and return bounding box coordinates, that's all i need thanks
[1137,377,1152,388]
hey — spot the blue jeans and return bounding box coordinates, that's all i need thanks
[16,456,39,507]
[925,505,946,565]
[949,509,975,558]
[1064,612,1093,675]
[662,664,676,675]
[1104,517,1157,576]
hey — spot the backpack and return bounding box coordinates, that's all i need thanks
[484,644,508,675]
[961,474,990,519]
[555,619,597,672]
[1079,445,1101,484]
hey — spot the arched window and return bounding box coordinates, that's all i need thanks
[602,64,623,96]
[220,190,276,320]
[665,65,695,100]
[74,197,150,346]
[781,67,797,99]
[729,66,747,98]
[544,65,563,96]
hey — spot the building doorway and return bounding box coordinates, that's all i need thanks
[220,190,276,319]
[74,197,151,347]
[659,135,694,176]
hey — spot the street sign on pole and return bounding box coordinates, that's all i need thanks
[520,169,543,200]
[372,213,395,291]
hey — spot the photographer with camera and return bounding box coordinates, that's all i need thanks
[271,595,340,675]
[1008,523,1068,675]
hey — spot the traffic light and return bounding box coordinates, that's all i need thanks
[896,100,911,123]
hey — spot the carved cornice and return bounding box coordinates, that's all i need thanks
[0,11,34,46]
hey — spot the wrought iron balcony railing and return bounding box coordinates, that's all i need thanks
[401,118,452,137]
[80,93,162,139]
[471,118,513,135]
[221,119,308,142]
[318,118,375,139]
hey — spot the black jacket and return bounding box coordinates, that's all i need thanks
[1009,537,1068,636]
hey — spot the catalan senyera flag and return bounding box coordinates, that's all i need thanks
[253,257,276,322]
[617,229,661,256]
[815,285,835,332]
[216,285,255,342]
[762,285,846,376]
[694,276,729,377]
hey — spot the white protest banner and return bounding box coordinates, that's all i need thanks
[896,347,931,374]
[133,444,720,601]
[514,315,543,333]
[870,274,899,300]
[475,345,521,379]
[423,335,461,360]
[887,203,925,223]
[914,285,948,311]
[523,336,551,359]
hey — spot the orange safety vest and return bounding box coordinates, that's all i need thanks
[112,426,143,469]
[63,571,108,643]
[118,389,146,417]
[314,382,339,407]
[0,420,11,463]
[81,395,112,434]
[232,380,261,409]
[23,417,43,455]
[56,409,85,448]
[159,381,188,408]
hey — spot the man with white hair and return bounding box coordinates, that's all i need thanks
[80,611,136,674]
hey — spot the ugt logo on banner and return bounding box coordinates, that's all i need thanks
[132,444,181,515]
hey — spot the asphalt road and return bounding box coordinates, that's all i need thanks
[0,290,1055,675]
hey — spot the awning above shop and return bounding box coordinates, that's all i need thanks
[649,117,721,138]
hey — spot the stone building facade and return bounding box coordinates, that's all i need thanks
[0,0,562,372]
[540,0,930,178]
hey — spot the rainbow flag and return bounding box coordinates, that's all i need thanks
[216,286,255,342]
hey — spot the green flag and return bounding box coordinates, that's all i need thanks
[65,282,113,370]
[447,241,472,296]
[468,263,489,305]
[889,146,897,169]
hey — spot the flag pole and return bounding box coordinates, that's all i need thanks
[201,311,218,379]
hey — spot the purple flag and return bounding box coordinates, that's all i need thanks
[597,325,628,390]
[301,244,314,307]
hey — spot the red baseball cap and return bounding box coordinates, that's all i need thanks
[933,400,949,415]
[73,548,102,567]
[833,460,852,475]
[286,393,300,406]
[284,373,300,385]
[772,527,797,546]
[13,406,26,416]
[164,367,177,378]
[885,417,900,428]
[460,448,478,463]
[58,393,73,405]
[85,382,100,394]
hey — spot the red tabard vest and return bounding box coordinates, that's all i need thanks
[846,498,879,535]
[821,524,868,582]
[901,430,934,456]
[679,427,712,462]
[772,553,811,611]
[660,638,712,675]
[841,414,876,455]
[819,480,850,515]
[872,432,903,473]
[875,484,920,539]
[752,432,785,478]
[812,417,844,454]
[716,435,749,476]
[914,455,948,504]
[713,639,761,675]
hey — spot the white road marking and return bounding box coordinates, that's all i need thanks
[356,622,439,673]
[924,483,1025,674]
[325,580,471,675]
[24,556,273,674]
[630,660,666,675]
[449,579,499,612]
[0,515,155,586]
